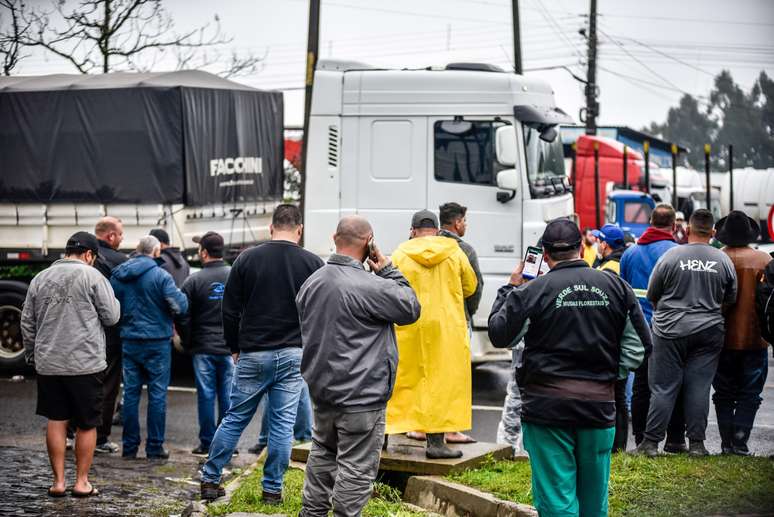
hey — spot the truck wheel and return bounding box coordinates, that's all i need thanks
[0,282,29,372]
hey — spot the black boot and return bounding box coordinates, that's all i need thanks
[426,433,462,459]
[718,422,734,454]
[688,439,709,457]
[732,427,752,456]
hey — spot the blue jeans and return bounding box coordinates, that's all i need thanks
[193,353,235,448]
[258,380,312,446]
[122,339,171,456]
[202,347,303,494]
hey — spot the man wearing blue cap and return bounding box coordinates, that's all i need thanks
[593,224,626,275]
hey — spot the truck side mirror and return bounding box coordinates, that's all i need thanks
[495,125,517,166]
[496,169,519,203]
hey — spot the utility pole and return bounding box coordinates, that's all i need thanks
[299,0,320,241]
[512,0,522,74]
[584,0,598,135]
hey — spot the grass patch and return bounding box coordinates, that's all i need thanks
[448,453,774,516]
[208,466,424,516]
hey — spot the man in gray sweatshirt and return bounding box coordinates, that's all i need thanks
[21,231,121,498]
[635,209,737,457]
[297,215,420,517]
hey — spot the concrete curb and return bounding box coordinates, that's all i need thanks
[403,476,537,517]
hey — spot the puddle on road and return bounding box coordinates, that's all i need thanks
[0,445,202,517]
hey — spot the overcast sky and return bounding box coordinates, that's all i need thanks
[12,0,774,129]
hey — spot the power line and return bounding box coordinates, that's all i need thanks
[598,12,774,28]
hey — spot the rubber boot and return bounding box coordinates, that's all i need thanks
[426,433,463,459]
[732,427,752,456]
[717,421,734,454]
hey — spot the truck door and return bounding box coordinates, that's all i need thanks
[426,118,523,328]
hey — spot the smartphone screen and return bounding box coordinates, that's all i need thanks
[522,246,543,279]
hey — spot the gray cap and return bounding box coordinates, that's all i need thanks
[411,209,439,229]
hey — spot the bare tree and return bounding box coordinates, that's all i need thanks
[25,0,262,76]
[0,0,33,75]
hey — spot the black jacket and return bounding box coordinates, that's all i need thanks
[94,239,129,350]
[489,259,651,428]
[222,240,324,354]
[158,247,190,287]
[178,260,231,355]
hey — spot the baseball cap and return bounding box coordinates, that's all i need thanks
[540,219,582,251]
[149,228,170,245]
[411,209,439,229]
[65,231,100,255]
[193,231,225,255]
[592,224,625,249]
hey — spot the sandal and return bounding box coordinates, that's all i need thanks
[406,431,427,441]
[71,486,99,498]
[445,432,477,444]
[48,488,67,498]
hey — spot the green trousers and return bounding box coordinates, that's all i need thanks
[522,422,615,517]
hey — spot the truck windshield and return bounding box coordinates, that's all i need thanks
[523,125,567,198]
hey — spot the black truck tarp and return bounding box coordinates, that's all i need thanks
[0,70,283,206]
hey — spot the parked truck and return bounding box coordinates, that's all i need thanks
[302,60,574,362]
[0,71,285,370]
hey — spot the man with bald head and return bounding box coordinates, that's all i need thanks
[297,215,420,516]
[93,216,128,453]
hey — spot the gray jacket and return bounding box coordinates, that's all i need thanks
[21,259,121,376]
[439,229,483,318]
[297,254,420,412]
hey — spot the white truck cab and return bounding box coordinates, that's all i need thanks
[303,60,574,362]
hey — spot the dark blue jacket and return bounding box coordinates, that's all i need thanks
[620,238,677,323]
[111,255,188,341]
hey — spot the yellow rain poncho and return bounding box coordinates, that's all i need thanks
[386,235,478,434]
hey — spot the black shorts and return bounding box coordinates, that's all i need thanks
[36,372,104,430]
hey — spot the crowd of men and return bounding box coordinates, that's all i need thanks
[19,200,774,516]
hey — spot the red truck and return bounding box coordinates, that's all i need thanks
[573,134,645,230]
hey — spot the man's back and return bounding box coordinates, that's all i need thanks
[298,255,420,410]
[180,261,231,354]
[111,255,188,340]
[620,237,677,323]
[159,247,190,287]
[22,259,120,375]
[222,240,324,353]
[723,246,771,349]
[647,243,737,339]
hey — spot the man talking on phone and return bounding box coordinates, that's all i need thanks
[488,219,650,517]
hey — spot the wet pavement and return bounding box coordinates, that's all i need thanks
[2,360,773,516]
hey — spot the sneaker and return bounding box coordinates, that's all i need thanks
[632,439,659,457]
[95,441,119,454]
[247,443,265,455]
[663,441,688,454]
[200,481,222,502]
[146,448,170,460]
[191,445,209,456]
[688,440,709,457]
[262,490,282,505]
[232,449,239,456]
[122,452,137,460]
[65,438,74,451]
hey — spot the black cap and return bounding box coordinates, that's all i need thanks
[541,219,582,251]
[193,231,225,256]
[411,209,439,229]
[65,231,100,255]
[149,228,170,245]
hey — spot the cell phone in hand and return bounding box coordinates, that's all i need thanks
[522,246,544,280]
[367,237,377,262]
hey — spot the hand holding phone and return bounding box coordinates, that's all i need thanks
[522,246,544,280]
[366,238,391,273]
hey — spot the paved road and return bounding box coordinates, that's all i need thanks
[1,359,773,515]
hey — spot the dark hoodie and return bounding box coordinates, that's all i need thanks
[158,247,190,287]
[110,255,189,341]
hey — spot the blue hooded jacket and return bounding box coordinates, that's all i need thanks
[111,255,188,341]
[620,231,677,323]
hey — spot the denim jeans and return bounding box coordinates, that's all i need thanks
[202,347,303,494]
[122,339,171,456]
[258,380,313,447]
[193,353,235,448]
[712,349,769,445]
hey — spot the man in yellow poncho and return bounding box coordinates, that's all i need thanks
[386,209,477,458]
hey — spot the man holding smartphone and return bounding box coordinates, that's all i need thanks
[488,219,650,517]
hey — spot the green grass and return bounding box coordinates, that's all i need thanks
[208,466,425,516]
[448,454,774,517]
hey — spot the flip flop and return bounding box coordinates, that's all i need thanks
[47,488,67,498]
[445,433,477,444]
[71,487,99,498]
[406,432,427,441]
